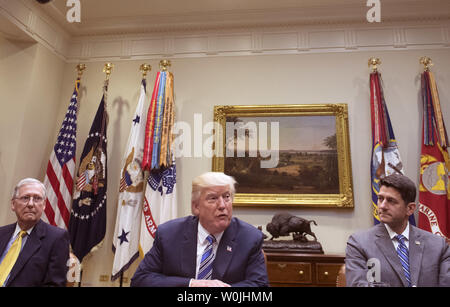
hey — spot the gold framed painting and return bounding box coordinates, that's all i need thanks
[212,104,354,208]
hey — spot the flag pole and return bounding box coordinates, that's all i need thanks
[103,62,114,80]
[368,57,381,72]
[419,56,433,72]
[160,59,171,71]
[78,269,83,287]
[76,63,86,78]
[140,63,152,79]
[98,62,113,152]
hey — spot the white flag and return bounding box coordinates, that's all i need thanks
[139,163,177,256]
[111,80,148,280]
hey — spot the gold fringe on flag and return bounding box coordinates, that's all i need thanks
[159,72,174,167]
[167,73,175,165]
[428,71,448,149]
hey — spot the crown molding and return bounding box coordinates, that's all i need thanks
[35,0,450,37]
[65,20,450,63]
[0,0,70,59]
[1,0,449,63]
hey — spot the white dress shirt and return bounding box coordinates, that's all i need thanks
[384,221,410,250]
[195,222,224,279]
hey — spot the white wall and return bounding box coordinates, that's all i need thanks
[0,37,65,226]
[53,49,450,286]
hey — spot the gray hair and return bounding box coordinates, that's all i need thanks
[12,178,46,200]
[191,172,236,205]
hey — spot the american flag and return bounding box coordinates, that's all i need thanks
[42,78,79,229]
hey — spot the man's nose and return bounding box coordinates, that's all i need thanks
[26,199,38,207]
[378,199,386,209]
[217,197,226,208]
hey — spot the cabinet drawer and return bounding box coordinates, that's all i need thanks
[316,263,342,285]
[267,262,312,284]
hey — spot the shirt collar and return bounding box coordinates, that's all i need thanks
[384,221,410,241]
[198,221,224,245]
[14,223,34,237]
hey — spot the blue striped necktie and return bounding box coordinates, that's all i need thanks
[395,234,411,287]
[197,234,216,280]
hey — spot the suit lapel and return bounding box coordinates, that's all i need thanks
[7,221,45,285]
[181,216,198,278]
[374,223,408,287]
[408,226,424,287]
[213,218,236,280]
[0,224,16,256]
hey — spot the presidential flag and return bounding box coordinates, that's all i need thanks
[139,163,177,255]
[43,78,80,229]
[69,81,108,263]
[369,71,415,225]
[111,79,148,281]
[418,70,450,241]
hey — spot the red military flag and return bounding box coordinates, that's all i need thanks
[418,69,450,242]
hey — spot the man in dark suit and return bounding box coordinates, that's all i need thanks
[345,174,450,287]
[0,178,70,287]
[131,172,269,287]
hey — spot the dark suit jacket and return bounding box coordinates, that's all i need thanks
[131,216,269,287]
[0,220,70,287]
[345,223,450,287]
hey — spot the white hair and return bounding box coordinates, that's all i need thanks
[12,178,46,199]
[191,172,236,205]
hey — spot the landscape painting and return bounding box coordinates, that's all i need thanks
[224,115,339,194]
[212,104,354,208]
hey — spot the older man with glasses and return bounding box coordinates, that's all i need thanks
[0,178,70,287]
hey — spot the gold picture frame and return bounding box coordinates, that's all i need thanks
[212,104,354,208]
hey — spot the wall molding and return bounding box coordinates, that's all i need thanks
[0,0,70,59]
[67,22,450,63]
[1,0,449,63]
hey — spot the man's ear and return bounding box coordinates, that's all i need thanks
[406,202,417,216]
[192,200,200,216]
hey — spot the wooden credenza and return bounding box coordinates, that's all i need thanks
[264,250,345,287]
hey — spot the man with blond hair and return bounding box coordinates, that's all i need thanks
[131,172,268,287]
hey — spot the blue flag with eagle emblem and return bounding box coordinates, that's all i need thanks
[69,80,109,263]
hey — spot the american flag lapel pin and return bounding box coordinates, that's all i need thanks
[227,246,232,252]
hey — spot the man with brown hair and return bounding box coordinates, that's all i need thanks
[346,173,450,287]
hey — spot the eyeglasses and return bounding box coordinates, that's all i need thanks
[15,195,45,204]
